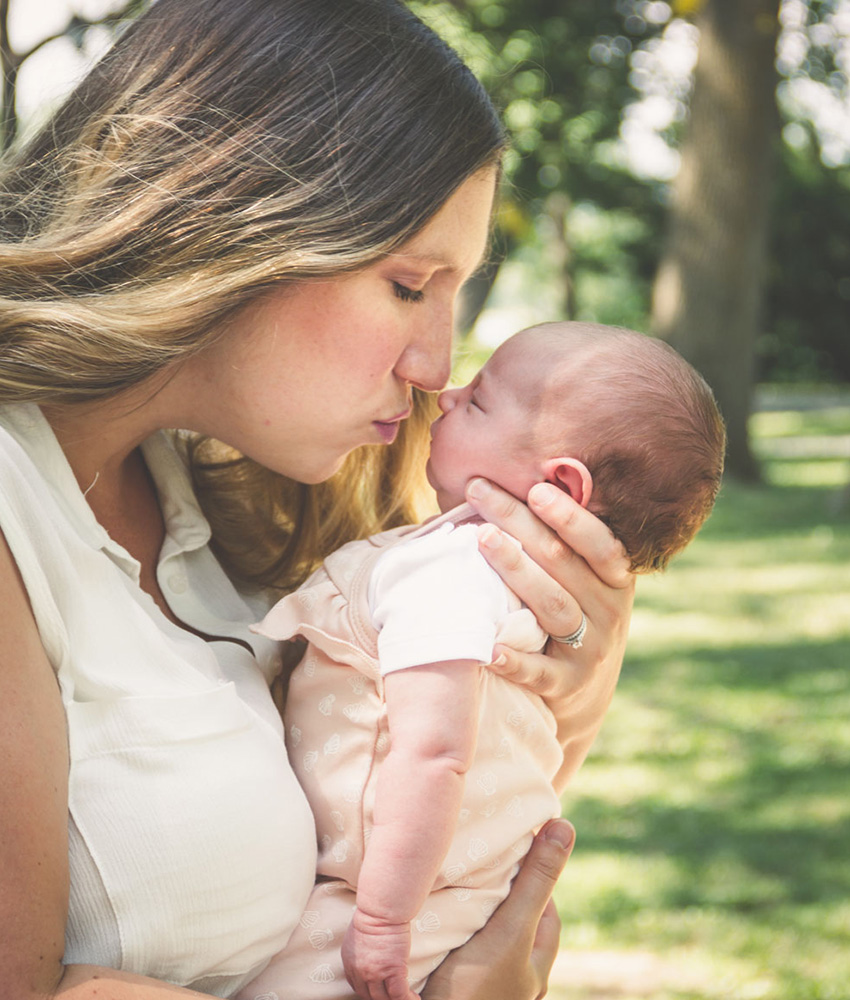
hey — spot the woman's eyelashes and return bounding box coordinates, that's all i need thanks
[392,281,425,304]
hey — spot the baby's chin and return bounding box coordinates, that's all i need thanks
[435,486,466,513]
[426,463,463,512]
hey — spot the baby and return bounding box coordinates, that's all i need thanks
[239,321,725,1000]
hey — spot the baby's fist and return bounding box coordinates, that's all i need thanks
[342,909,420,1000]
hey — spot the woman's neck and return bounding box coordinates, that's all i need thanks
[40,380,177,497]
[41,394,177,618]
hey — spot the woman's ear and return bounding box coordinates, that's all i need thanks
[541,457,593,507]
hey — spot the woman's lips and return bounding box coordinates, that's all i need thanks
[373,421,400,444]
[373,408,410,444]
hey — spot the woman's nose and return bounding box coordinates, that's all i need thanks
[395,312,453,393]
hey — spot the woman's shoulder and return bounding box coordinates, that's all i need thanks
[0,404,56,537]
[0,402,76,503]
[0,402,40,461]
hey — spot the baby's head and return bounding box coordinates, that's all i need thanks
[427,322,726,572]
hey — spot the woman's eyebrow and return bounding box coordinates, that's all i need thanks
[393,251,458,271]
[391,249,488,278]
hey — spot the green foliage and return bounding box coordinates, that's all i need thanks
[6,0,849,380]
[550,398,850,999]
[414,1,850,384]
[761,147,850,382]
[567,201,656,328]
[410,0,667,329]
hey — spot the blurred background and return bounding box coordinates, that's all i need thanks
[3,2,848,997]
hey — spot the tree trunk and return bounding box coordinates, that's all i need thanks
[651,0,781,482]
[541,191,575,321]
[0,0,18,152]
[456,255,502,338]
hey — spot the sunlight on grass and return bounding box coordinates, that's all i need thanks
[549,404,850,1000]
[751,404,850,438]
[766,458,850,487]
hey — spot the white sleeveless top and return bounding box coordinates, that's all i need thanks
[0,404,317,998]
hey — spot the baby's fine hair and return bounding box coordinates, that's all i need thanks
[534,322,726,573]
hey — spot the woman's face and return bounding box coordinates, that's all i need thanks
[181,168,497,483]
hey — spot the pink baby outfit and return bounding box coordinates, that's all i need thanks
[240,506,562,1000]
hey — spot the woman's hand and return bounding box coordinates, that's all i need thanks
[466,478,635,793]
[421,818,575,1000]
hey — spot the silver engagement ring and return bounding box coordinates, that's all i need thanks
[549,612,587,649]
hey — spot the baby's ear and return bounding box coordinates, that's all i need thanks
[541,457,593,508]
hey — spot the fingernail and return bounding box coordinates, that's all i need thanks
[467,478,491,500]
[530,483,558,506]
[490,653,507,669]
[478,524,501,548]
[543,819,576,852]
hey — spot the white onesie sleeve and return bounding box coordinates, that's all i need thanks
[368,522,510,675]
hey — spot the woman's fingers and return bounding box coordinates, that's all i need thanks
[469,479,635,649]
[531,897,563,984]
[420,820,575,1000]
[468,478,632,592]
[490,646,580,701]
[480,819,574,988]
[469,478,634,796]
[527,482,632,589]
[477,522,583,639]
[490,819,575,941]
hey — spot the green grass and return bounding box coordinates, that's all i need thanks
[550,401,850,1000]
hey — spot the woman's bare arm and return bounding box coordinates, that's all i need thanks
[0,527,74,999]
[466,479,635,792]
[55,968,216,998]
[0,532,238,1000]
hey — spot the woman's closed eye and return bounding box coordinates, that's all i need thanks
[392,281,425,304]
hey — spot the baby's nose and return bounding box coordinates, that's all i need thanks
[437,388,460,413]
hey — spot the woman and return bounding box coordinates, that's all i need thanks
[0,1,634,998]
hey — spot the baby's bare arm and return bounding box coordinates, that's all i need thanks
[343,661,481,1000]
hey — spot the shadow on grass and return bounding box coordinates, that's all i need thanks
[554,425,850,991]
[623,637,850,691]
[570,785,850,914]
[701,480,850,540]
[570,636,850,930]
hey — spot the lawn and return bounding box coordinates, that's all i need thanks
[549,396,850,1000]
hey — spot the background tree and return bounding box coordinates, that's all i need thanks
[421,0,848,484]
[651,0,782,481]
[763,0,850,384]
[0,0,149,152]
[410,0,670,334]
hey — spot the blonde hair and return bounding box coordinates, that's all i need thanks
[187,391,440,594]
[0,0,504,589]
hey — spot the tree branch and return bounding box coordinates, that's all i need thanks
[21,0,146,64]
[0,0,147,152]
[1,0,18,149]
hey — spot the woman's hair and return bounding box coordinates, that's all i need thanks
[0,0,505,590]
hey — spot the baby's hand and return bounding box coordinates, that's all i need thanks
[342,909,420,1000]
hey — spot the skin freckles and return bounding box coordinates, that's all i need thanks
[174,168,498,485]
